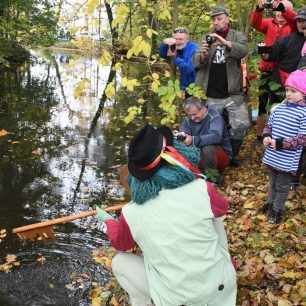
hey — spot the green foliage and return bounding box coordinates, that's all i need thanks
[157,79,184,125]
[0,0,57,65]
[0,38,30,65]
[186,83,205,99]
[74,78,90,99]
[202,168,219,182]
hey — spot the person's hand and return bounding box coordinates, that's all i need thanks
[95,206,114,222]
[272,0,282,10]
[257,42,269,60]
[184,134,193,146]
[209,33,232,49]
[258,0,265,9]
[263,136,271,146]
[200,40,210,56]
[270,139,276,150]
[163,37,176,45]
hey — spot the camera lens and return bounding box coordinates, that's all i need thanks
[169,44,176,52]
[206,35,216,47]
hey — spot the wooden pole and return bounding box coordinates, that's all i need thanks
[12,203,126,234]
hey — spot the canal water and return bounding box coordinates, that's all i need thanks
[0,50,163,305]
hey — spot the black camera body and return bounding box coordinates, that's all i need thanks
[263,0,273,9]
[206,35,216,47]
[169,44,176,52]
[174,132,187,142]
[257,45,273,54]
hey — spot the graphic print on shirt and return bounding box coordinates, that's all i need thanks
[212,46,225,64]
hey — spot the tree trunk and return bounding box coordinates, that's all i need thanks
[170,0,179,80]
[104,1,119,45]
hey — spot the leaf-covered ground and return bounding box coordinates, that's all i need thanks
[222,128,305,306]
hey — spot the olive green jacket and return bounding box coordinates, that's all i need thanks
[193,29,248,105]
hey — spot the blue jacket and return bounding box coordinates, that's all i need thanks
[180,106,233,156]
[159,40,198,90]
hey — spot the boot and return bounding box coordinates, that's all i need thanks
[269,209,282,224]
[230,139,243,157]
[260,202,273,216]
[230,139,243,167]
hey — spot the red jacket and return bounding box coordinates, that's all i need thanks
[250,8,297,71]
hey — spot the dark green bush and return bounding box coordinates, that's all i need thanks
[0,38,30,66]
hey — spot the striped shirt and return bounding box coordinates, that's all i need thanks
[263,101,306,173]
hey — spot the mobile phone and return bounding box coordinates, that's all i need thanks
[257,45,273,54]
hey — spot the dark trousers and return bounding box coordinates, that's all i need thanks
[267,166,294,211]
[199,145,231,170]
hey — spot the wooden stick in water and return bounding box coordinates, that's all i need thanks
[12,203,126,242]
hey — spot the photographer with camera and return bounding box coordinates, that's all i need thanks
[259,6,306,84]
[193,6,249,162]
[250,0,297,142]
[179,96,232,175]
[159,27,197,91]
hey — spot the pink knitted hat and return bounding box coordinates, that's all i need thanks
[285,70,306,95]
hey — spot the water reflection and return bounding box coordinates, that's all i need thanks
[0,49,152,304]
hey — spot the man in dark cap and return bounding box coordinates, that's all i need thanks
[193,6,250,161]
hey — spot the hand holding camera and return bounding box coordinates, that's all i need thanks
[262,0,274,9]
[257,43,273,54]
[206,35,216,47]
[163,37,177,57]
[258,0,285,11]
[173,131,187,142]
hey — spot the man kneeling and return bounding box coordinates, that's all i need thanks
[179,96,232,171]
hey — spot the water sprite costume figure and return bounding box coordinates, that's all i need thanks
[96,124,237,306]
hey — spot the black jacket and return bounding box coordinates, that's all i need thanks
[267,31,305,82]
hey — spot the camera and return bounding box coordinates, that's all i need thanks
[263,0,273,9]
[169,44,176,52]
[206,35,216,47]
[174,132,187,142]
[257,45,273,54]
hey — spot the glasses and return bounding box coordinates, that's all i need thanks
[173,28,188,34]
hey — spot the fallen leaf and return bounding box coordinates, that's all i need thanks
[0,129,9,137]
[110,296,121,306]
[6,254,16,263]
[91,297,102,306]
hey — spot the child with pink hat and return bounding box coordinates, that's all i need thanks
[261,69,306,223]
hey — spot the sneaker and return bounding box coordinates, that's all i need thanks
[269,209,282,224]
[260,202,273,216]
[289,182,299,191]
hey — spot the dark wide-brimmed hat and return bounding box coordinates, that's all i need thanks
[128,124,173,181]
